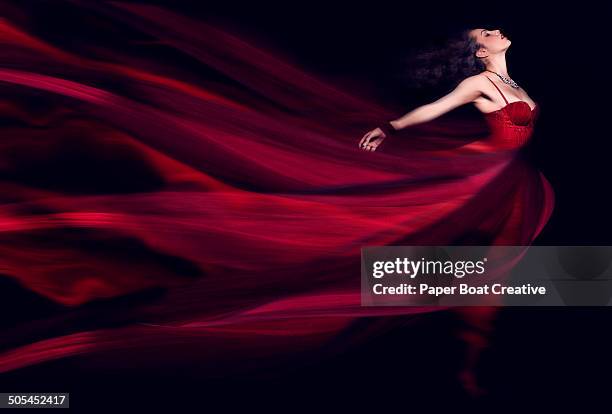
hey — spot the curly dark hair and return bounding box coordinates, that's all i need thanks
[401,28,486,91]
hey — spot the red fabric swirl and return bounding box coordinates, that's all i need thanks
[0,3,554,376]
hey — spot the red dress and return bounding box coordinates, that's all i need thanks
[0,5,554,378]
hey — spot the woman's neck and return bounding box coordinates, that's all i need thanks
[485,54,509,78]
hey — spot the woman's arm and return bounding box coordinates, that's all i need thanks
[390,76,483,130]
[359,75,484,151]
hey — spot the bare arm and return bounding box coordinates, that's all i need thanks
[359,75,484,151]
[390,76,483,129]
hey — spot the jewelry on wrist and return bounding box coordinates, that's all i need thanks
[379,121,398,137]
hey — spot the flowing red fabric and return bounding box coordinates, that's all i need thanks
[0,3,554,375]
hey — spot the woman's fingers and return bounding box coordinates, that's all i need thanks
[359,131,372,147]
[359,130,384,151]
[360,136,371,149]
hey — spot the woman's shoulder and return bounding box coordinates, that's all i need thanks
[464,72,491,84]
[456,72,490,91]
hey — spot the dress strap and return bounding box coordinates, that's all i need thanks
[485,76,509,105]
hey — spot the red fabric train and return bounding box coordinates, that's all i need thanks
[0,3,554,376]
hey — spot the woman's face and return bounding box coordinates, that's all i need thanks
[470,28,511,57]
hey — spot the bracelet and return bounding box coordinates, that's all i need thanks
[379,121,398,137]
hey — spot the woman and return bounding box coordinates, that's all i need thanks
[0,4,553,399]
[360,28,536,151]
[360,28,547,394]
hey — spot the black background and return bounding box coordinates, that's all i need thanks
[1,0,611,410]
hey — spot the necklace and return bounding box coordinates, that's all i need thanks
[486,69,519,89]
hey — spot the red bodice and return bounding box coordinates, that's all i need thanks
[482,77,540,150]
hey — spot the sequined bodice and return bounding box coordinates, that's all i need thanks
[482,76,539,150]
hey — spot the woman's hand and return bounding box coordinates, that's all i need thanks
[359,128,386,152]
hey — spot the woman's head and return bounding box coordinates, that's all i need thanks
[468,28,511,61]
[401,27,509,90]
